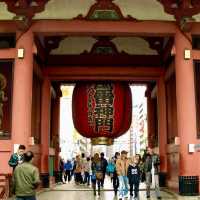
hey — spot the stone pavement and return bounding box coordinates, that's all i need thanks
[38,178,176,200]
[10,177,200,200]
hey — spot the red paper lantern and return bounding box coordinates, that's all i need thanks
[72,82,132,145]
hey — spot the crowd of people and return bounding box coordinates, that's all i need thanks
[7,144,162,200]
[59,147,162,200]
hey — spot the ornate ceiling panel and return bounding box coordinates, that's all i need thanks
[0,0,174,21]
[115,0,174,20]
[113,37,158,55]
[51,37,96,55]
[0,3,15,20]
[35,0,95,19]
[50,36,158,55]
[194,13,200,21]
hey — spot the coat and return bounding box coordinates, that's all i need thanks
[144,153,160,175]
[127,164,140,184]
[116,158,129,176]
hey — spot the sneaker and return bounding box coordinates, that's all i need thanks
[157,197,162,199]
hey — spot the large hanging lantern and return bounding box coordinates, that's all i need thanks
[72,82,132,145]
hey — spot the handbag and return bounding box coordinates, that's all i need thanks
[91,174,96,180]
[96,171,103,180]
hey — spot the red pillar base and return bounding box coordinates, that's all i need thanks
[40,173,50,188]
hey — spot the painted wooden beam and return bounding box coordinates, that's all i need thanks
[192,49,200,60]
[0,21,17,33]
[191,22,200,35]
[47,55,162,67]
[2,20,200,36]
[31,20,176,36]
[0,48,15,59]
[43,66,164,81]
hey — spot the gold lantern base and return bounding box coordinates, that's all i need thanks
[91,137,113,145]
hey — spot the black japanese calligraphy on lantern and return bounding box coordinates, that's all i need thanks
[87,86,95,126]
[94,84,114,133]
[87,84,114,133]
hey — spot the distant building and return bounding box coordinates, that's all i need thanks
[138,97,147,153]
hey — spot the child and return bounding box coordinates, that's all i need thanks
[127,156,140,199]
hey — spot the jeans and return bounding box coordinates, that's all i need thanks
[100,171,106,187]
[129,181,140,197]
[118,176,129,198]
[84,172,90,185]
[74,172,83,184]
[113,174,119,194]
[146,172,161,197]
[65,170,71,182]
[92,178,101,195]
[16,196,36,200]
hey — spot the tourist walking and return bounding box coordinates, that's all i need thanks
[91,153,103,196]
[12,151,40,200]
[144,147,162,199]
[80,153,87,183]
[8,145,26,170]
[74,155,83,185]
[106,157,116,182]
[127,156,140,199]
[59,158,65,183]
[64,159,72,183]
[100,152,108,187]
[83,157,91,185]
[113,152,120,196]
[116,150,129,200]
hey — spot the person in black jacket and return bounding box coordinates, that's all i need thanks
[100,152,108,187]
[127,156,140,199]
[143,147,162,199]
[113,152,120,196]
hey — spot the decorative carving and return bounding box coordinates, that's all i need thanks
[2,0,49,30]
[0,73,8,130]
[158,0,200,31]
[75,0,137,21]
[44,36,65,55]
[81,36,127,55]
[143,37,164,55]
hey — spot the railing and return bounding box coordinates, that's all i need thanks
[0,174,11,200]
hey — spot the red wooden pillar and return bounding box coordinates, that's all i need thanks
[146,86,155,149]
[157,77,167,173]
[175,28,199,194]
[52,94,61,182]
[12,30,33,149]
[40,77,51,187]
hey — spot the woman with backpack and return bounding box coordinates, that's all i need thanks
[91,153,103,196]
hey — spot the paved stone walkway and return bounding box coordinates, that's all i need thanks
[10,177,200,200]
[37,178,176,200]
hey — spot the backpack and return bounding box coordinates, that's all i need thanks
[106,163,115,173]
